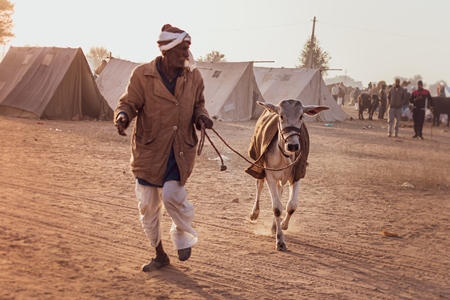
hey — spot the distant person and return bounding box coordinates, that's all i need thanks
[437,82,446,97]
[378,84,387,119]
[338,82,346,106]
[402,86,416,121]
[353,87,361,110]
[349,87,361,107]
[401,80,412,112]
[387,78,407,137]
[331,84,339,102]
[114,24,213,272]
[410,80,432,139]
[369,84,379,118]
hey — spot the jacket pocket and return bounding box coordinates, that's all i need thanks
[135,114,160,145]
[184,130,198,148]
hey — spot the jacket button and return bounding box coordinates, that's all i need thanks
[173,126,177,130]
[179,152,184,156]
[175,102,179,106]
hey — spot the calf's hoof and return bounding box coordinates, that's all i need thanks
[276,242,287,251]
[249,211,259,221]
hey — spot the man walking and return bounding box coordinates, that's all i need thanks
[387,78,407,137]
[378,84,387,119]
[114,24,213,271]
[410,80,432,139]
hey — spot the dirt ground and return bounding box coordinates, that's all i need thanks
[1,104,449,300]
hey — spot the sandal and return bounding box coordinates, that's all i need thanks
[142,254,170,272]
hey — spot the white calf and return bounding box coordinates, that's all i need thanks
[248,99,329,251]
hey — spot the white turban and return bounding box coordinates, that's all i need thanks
[157,31,196,71]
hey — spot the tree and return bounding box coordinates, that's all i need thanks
[296,36,331,76]
[0,0,14,44]
[86,46,110,70]
[197,50,227,63]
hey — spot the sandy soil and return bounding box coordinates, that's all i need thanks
[1,105,449,300]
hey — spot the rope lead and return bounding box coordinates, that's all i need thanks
[198,124,301,172]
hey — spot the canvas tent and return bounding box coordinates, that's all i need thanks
[0,46,112,120]
[196,61,265,121]
[254,67,347,122]
[95,58,142,110]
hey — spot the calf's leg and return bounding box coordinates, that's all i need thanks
[281,180,300,230]
[265,175,286,251]
[249,179,264,220]
[359,104,365,120]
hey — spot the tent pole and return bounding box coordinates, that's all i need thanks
[306,16,317,69]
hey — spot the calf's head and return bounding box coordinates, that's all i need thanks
[258,99,329,154]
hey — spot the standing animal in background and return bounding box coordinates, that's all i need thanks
[245,99,329,251]
[431,97,450,126]
[358,93,374,120]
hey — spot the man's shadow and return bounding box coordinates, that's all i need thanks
[144,264,247,300]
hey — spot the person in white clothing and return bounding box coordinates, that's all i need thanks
[331,84,340,102]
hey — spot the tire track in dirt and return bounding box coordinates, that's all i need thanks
[0,180,397,299]
[2,115,449,299]
[0,181,170,299]
[2,172,448,299]
[192,219,447,299]
[0,178,135,210]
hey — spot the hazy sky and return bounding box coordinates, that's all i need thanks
[6,0,450,87]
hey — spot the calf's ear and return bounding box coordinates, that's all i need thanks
[303,105,330,116]
[257,101,279,114]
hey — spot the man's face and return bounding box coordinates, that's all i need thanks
[418,83,423,90]
[395,79,400,87]
[164,41,191,69]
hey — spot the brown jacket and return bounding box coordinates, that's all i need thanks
[387,86,407,109]
[114,57,210,186]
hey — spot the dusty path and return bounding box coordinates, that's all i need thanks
[0,105,449,299]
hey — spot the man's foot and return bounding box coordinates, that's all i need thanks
[412,135,417,138]
[178,247,191,261]
[419,136,424,140]
[394,134,398,137]
[142,254,170,272]
[388,133,392,137]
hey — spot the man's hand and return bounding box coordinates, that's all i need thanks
[115,113,129,136]
[196,115,213,130]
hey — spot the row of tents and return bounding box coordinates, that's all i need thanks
[0,46,346,123]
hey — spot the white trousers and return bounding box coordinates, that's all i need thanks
[135,180,198,250]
